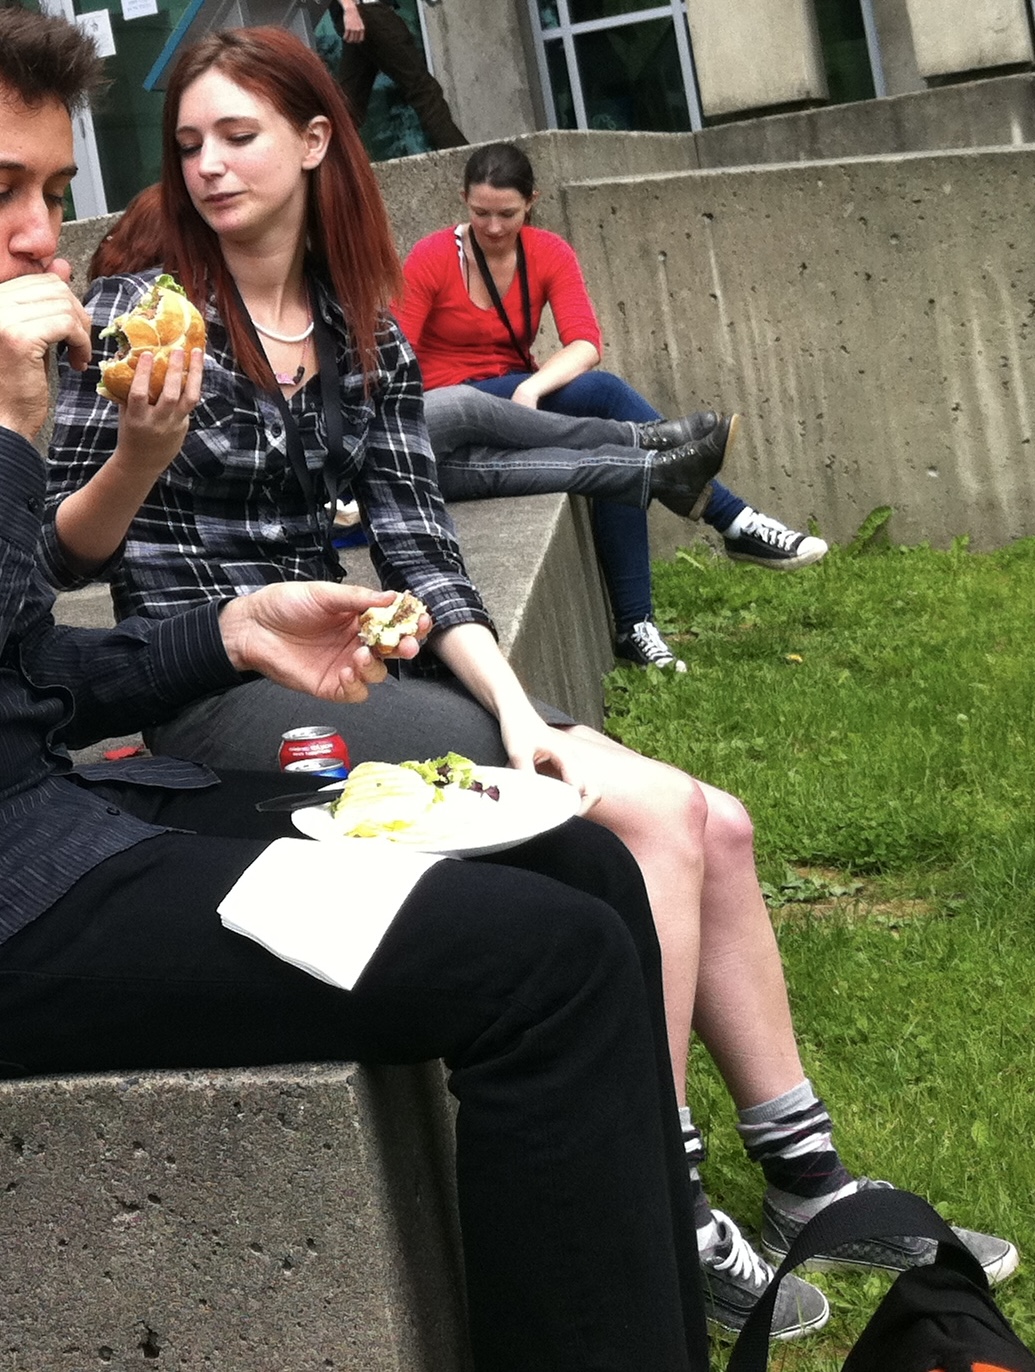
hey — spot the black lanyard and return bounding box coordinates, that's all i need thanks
[467,228,534,372]
[227,274,348,581]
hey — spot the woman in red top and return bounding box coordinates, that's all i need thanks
[398,143,828,668]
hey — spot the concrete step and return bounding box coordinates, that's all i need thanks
[0,1064,468,1371]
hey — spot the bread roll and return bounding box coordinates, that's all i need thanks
[97,274,206,404]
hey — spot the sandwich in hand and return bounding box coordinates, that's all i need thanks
[96,274,206,404]
[358,591,428,655]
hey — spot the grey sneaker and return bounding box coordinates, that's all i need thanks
[701,1210,830,1341]
[614,620,687,672]
[761,1179,1020,1285]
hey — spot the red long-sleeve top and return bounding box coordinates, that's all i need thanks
[396,224,603,391]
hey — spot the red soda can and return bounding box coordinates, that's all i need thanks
[283,757,351,780]
[278,726,351,776]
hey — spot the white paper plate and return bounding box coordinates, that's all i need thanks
[290,766,583,857]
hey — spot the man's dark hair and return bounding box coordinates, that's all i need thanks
[0,5,104,113]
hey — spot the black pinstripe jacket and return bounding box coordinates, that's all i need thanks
[0,427,241,946]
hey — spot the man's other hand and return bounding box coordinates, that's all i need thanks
[218,582,431,703]
[0,269,91,439]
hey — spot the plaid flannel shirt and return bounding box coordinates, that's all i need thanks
[41,267,493,639]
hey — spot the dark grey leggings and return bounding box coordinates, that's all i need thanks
[147,672,572,773]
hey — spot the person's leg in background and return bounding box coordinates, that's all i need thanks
[0,795,707,1371]
[434,382,721,456]
[528,370,827,572]
[361,2,467,149]
[466,372,686,671]
[427,383,641,452]
[468,370,827,574]
[429,384,727,529]
[337,19,380,128]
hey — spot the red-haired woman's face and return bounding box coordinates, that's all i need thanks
[462,182,535,257]
[174,67,328,248]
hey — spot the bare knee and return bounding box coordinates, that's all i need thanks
[601,765,708,857]
[702,786,756,857]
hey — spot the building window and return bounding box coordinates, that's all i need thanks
[528,0,703,132]
[529,0,887,133]
[814,0,881,103]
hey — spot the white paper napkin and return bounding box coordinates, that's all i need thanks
[218,837,445,990]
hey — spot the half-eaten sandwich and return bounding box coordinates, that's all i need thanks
[358,591,428,655]
[97,274,206,404]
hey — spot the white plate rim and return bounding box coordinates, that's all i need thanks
[290,765,582,857]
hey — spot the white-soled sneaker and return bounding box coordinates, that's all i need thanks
[762,1179,1020,1285]
[722,508,828,570]
[701,1210,830,1341]
[614,620,687,672]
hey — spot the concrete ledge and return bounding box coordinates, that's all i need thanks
[0,1063,469,1372]
[692,72,1035,167]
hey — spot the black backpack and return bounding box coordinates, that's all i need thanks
[727,1186,1035,1372]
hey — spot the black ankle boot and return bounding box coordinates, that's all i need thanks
[649,414,739,518]
[638,409,719,452]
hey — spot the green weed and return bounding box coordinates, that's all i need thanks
[604,532,1035,1366]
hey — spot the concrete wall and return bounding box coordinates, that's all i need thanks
[61,126,1035,564]
[692,72,1035,167]
[904,0,1034,79]
[371,129,1035,556]
[369,76,1035,262]
[373,130,699,258]
[1,1064,471,1371]
[685,0,828,118]
[421,0,539,144]
[560,146,1035,555]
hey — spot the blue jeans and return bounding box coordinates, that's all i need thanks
[467,373,745,625]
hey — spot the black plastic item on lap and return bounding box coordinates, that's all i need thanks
[727,1186,1035,1372]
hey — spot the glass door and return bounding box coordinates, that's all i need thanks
[39,0,199,216]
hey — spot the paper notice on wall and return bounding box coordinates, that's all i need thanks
[75,9,116,58]
[122,0,159,18]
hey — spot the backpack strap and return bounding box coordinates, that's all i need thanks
[727,1188,988,1372]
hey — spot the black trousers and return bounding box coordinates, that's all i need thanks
[0,772,708,1371]
[338,1,467,149]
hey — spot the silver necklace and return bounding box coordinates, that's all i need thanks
[252,317,315,344]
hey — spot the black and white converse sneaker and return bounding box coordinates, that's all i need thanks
[614,620,687,672]
[722,508,828,570]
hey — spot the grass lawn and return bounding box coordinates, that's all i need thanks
[602,530,1035,1367]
